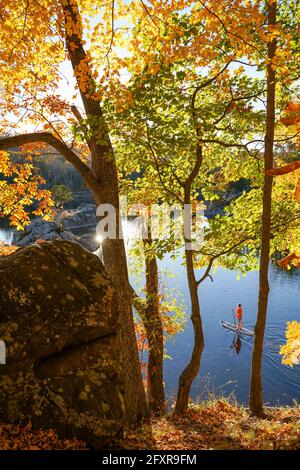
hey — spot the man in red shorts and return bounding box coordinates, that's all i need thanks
[235,304,243,331]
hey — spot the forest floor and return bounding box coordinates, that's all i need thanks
[117,399,300,450]
[1,399,300,450]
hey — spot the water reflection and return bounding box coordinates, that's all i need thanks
[230,335,242,355]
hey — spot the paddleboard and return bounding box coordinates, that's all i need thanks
[220,320,254,337]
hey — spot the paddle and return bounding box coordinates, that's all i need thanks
[232,307,237,328]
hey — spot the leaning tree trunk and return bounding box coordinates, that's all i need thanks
[61,0,147,425]
[175,248,204,413]
[249,0,277,417]
[143,236,165,414]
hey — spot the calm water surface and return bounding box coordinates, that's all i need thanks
[159,252,300,406]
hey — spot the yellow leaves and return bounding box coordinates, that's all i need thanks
[0,244,18,258]
[0,150,11,174]
[267,160,300,204]
[0,152,54,230]
[280,321,300,367]
[281,102,300,128]
[267,23,280,40]
[233,66,245,75]
[74,55,94,93]
[296,176,300,203]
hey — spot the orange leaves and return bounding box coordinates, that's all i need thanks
[40,95,71,115]
[286,102,300,112]
[0,421,87,450]
[0,1,64,89]
[69,41,79,51]
[280,102,300,151]
[74,56,94,94]
[266,160,300,203]
[267,103,300,204]
[281,102,300,127]
[150,63,161,75]
[19,142,48,155]
[0,150,12,175]
[0,151,54,230]
[278,253,300,269]
[266,160,300,176]
[63,0,83,40]
[0,244,18,258]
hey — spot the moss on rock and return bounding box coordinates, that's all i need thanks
[0,240,125,448]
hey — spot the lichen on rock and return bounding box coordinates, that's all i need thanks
[0,240,124,448]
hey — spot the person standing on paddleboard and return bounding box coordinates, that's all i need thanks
[235,304,243,331]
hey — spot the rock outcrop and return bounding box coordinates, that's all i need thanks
[0,240,124,448]
[62,203,96,230]
[11,219,78,246]
[12,204,97,250]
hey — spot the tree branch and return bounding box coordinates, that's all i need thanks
[213,89,266,126]
[191,62,231,114]
[129,284,147,321]
[196,236,251,285]
[0,132,102,197]
[145,124,184,204]
[266,160,300,176]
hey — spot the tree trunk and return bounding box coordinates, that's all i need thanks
[249,1,277,417]
[174,143,204,414]
[175,248,204,413]
[142,237,165,414]
[61,0,147,425]
[101,236,148,424]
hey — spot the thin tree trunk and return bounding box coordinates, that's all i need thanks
[61,0,147,425]
[174,140,204,414]
[175,248,204,413]
[249,0,277,417]
[143,236,165,414]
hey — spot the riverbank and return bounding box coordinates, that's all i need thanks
[117,399,300,450]
[0,400,299,450]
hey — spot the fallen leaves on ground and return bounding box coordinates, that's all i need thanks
[0,422,87,450]
[0,244,18,257]
[1,400,300,450]
[117,400,300,450]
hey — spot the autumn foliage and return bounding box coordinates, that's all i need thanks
[0,0,299,444]
[118,400,300,450]
[0,150,54,229]
[0,421,86,450]
[280,321,300,367]
[281,102,300,128]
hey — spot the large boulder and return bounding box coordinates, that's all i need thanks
[0,240,124,448]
